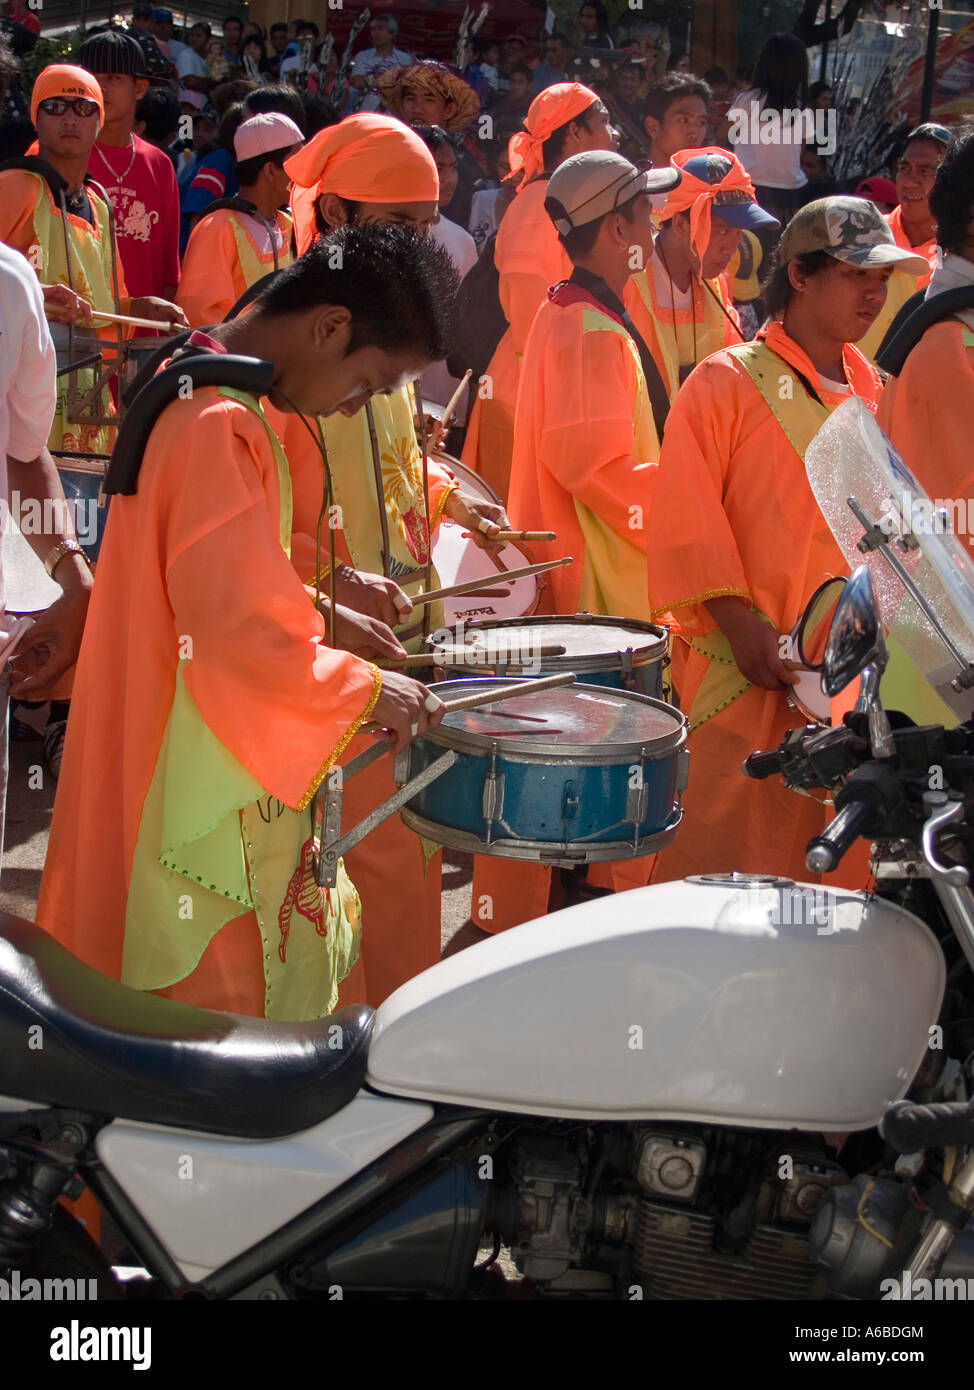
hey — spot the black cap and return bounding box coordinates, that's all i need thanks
[78,29,148,78]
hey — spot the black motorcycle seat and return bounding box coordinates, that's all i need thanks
[0,913,373,1139]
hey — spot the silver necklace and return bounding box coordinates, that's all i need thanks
[95,137,137,184]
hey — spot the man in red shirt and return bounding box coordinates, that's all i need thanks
[78,29,180,304]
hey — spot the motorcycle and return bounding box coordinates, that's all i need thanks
[3,410,974,1302]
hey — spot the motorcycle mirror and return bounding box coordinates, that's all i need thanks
[822,567,888,698]
[795,576,847,671]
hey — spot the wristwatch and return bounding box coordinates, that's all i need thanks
[44,537,90,579]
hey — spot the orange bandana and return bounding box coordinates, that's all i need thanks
[30,64,104,128]
[659,146,757,264]
[285,114,440,255]
[508,82,599,187]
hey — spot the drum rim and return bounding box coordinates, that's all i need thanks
[400,807,683,865]
[427,613,669,672]
[419,678,688,760]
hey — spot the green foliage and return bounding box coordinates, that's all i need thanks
[18,34,78,98]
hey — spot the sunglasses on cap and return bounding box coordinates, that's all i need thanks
[38,97,100,118]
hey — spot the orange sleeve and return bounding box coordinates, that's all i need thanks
[0,171,42,261]
[647,353,753,635]
[177,214,243,328]
[426,453,459,530]
[157,396,380,810]
[536,319,656,545]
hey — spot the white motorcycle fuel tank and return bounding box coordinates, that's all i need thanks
[367,876,945,1130]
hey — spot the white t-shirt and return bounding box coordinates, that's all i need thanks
[176,47,210,82]
[727,88,808,191]
[0,243,58,612]
[421,215,478,424]
[649,244,693,312]
[351,46,414,111]
[468,185,501,251]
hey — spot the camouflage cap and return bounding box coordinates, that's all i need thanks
[778,196,931,275]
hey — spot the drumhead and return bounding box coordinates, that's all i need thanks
[432,523,538,624]
[431,451,501,507]
[423,678,685,759]
[431,615,667,669]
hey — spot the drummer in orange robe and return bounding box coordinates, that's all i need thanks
[857,122,950,363]
[623,148,779,402]
[273,115,508,1006]
[460,83,619,501]
[878,128,974,542]
[176,112,303,328]
[36,228,453,1018]
[458,151,681,945]
[646,197,928,886]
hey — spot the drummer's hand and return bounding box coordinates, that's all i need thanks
[129,296,190,330]
[42,284,93,325]
[330,564,413,629]
[8,588,91,700]
[445,489,507,551]
[415,412,446,453]
[710,599,798,692]
[318,600,407,664]
[371,669,445,755]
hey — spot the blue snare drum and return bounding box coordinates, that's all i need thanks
[398,678,688,866]
[426,615,669,700]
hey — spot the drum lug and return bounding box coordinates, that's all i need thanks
[483,745,505,845]
[675,747,690,793]
[621,647,636,690]
[626,776,649,830]
[561,782,580,823]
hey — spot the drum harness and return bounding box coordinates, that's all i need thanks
[876,283,974,376]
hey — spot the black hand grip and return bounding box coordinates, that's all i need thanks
[805,795,873,874]
[743,749,783,780]
[881,1098,974,1154]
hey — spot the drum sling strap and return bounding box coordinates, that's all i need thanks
[876,284,974,375]
[567,266,672,439]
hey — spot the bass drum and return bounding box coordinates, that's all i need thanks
[431,524,539,627]
[431,449,502,507]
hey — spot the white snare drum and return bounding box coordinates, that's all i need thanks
[430,450,501,508]
[431,523,539,625]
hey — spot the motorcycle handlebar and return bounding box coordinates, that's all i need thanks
[881,1098,974,1154]
[805,794,873,875]
[742,749,784,780]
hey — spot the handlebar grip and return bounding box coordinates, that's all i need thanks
[742,749,783,780]
[805,795,873,874]
[881,1098,974,1154]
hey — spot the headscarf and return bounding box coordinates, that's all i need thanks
[658,146,758,264]
[30,64,105,129]
[507,82,600,188]
[284,114,440,256]
[375,62,480,133]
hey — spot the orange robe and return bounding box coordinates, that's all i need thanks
[272,399,459,1007]
[474,281,662,933]
[877,318,974,545]
[646,321,883,886]
[177,206,294,328]
[856,207,936,364]
[461,176,571,501]
[37,389,379,1013]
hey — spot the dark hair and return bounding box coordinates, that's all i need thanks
[256,225,460,361]
[762,247,832,318]
[579,1,609,33]
[300,91,338,137]
[135,84,180,142]
[475,36,500,59]
[930,127,974,256]
[244,82,305,132]
[808,80,832,104]
[557,188,643,259]
[508,62,532,81]
[666,49,688,72]
[270,22,288,36]
[211,77,258,115]
[751,33,808,112]
[547,32,569,47]
[297,20,319,37]
[234,145,290,187]
[644,72,711,122]
[314,194,359,238]
[190,21,211,38]
[215,101,247,152]
[224,15,244,31]
[414,124,453,156]
[242,35,268,65]
[704,66,728,86]
[542,99,598,170]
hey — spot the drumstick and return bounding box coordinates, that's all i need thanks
[487,530,556,543]
[441,369,472,425]
[408,556,572,608]
[380,643,568,668]
[92,310,184,333]
[437,670,576,715]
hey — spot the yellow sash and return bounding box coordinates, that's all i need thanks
[631,265,734,401]
[228,207,294,287]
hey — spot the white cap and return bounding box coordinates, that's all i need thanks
[234,112,304,163]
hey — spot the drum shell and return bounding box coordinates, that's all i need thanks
[56,456,109,562]
[400,683,688,863]
[429,615,669,700]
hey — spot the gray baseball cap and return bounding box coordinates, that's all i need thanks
[545,150,681,235]
[778,196,931,274]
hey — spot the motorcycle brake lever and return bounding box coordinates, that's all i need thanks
[921,791,970,888]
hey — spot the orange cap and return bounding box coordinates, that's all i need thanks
[30,64,105,128]
[285,114,440,256]
[508,82,600,188]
